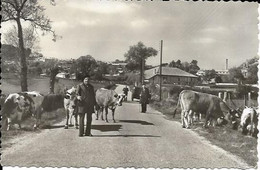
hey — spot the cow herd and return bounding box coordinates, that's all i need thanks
[1,87,125,131]
[1,88,258,138]
[173,90,259,138]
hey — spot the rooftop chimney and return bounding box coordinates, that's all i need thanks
[226,59,228,70]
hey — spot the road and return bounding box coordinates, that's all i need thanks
[2,85,251,168]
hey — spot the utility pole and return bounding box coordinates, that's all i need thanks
[159,40,163,101]
[142,57,145,84]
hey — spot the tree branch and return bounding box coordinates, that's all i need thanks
[19,0,29,12]
[2,0,18,10]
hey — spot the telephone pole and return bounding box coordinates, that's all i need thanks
[159,40,163,101]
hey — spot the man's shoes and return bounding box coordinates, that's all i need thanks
[79,134,84,137]
[85,133,93,137]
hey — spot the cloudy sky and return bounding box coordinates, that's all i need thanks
[2,0,259,70]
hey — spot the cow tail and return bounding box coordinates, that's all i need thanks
[173,92,182,118]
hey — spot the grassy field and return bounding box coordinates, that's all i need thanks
[1,73,110,150]
[150,99,258,167]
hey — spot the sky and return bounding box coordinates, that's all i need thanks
[2,0,259,70]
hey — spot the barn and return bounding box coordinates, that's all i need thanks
[144,66,198,85]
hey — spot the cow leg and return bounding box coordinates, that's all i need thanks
[69,113,74,126]
[203,113,210,128]
[181,110,186,128]
[74,113,79,129]
[250,112,255,137]
[112,109,116,123]
[96,109,99,120]
[2,116,8,131]
[17,111,23,130]
[33,108,42,130]
[188,110,193,127]
[183,110,189,128]
[101,107,104,121]
[185,110,191,129]
[7,118,12,131]
[105,107,109,122]
[64,109,69,129]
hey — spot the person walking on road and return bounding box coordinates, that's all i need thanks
[140,84,150,113]
[76,75,96,137]
[123,85,129,101]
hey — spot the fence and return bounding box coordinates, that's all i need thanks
[149,84,258,108]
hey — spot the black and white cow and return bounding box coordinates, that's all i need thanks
[64,87,78,129]
[240,106,258,137]
[1,93,28,130]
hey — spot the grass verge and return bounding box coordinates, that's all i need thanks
[150,100,258,167]
[1,108,66,151]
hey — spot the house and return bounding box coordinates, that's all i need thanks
[56,72,69,79]
[215,70,229,75]
[144,66,198,85]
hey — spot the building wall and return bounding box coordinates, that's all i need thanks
[149,75,197,85]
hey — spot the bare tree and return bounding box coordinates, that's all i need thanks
[2,0,57,91]
[3,25,40,52]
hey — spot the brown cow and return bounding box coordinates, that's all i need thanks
[173,90,232,128]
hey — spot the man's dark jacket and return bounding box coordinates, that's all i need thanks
[140,87,150,104]
[76,83,96,114]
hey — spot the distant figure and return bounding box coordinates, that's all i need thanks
[140,84,150,113]
[76,75,96,137]
[122,85,129,101]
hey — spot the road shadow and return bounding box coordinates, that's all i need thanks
[41,125,65,129]
[141,111,162,115]
[92,134,160,138]
[119,120,154,125]
[92,124,122,132]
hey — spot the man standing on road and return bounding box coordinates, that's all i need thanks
[123,85,129,101]
[140,84,150,113]
[76,75,96,137]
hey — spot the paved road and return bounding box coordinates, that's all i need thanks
[2,85,251,168]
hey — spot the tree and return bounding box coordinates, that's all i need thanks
[175,60,183,69]
[49,66,60,94]
[124,42,158,84]
[3,25,40,51]
[189,60,200,75]
[215,76,223,83]
[75,55,97,80]
[191,60,198,66]
[204,69,217,81]
[168,60,176,67]
[2,0,57,91]
[93,61,109,80]
[182,62,190,72]
[246,64,258,84]
[228,67,245,84]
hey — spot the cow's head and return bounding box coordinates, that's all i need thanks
[115,94,125,106]
[223,109,241,129]
[65,87,77,99]
[3,93,27,114]
[64,87,78,109]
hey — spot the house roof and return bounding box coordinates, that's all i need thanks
[145,66,197,79]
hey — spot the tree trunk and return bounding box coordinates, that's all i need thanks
[17,18,28,92]
[49,67,59,94]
